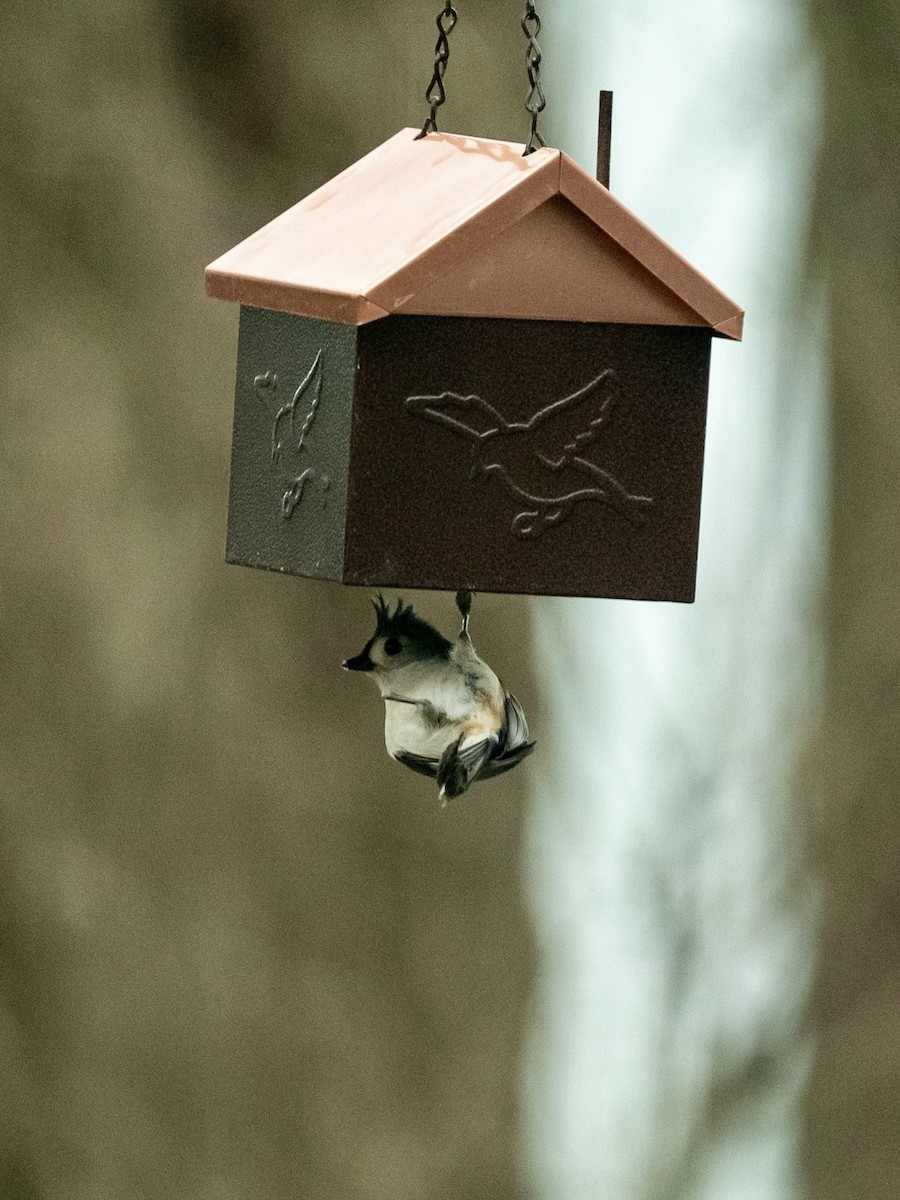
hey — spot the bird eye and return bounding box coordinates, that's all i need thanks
[384,636,402,656]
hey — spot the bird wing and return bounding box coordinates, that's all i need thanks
[393,694,535,793]
[523,369,616,465]
[500,692,530,751]
[393,749,439,779]
[404,391,506,441]
[437,732,500,800]
[477,740,536,780]
[477,692,535,781]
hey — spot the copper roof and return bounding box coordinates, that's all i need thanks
[206,128,743,340]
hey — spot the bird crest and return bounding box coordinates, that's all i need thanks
[371,594,452,658]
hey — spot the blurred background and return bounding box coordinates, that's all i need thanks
[0,2,898,1199]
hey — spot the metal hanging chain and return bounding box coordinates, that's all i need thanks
[416,1,459,139]
[522,2,546,155]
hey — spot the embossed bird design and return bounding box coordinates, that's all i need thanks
[253,350,328,519]
[405,369,653,537]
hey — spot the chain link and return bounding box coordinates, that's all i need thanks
[415,1,458,139]
[522,2,546,155]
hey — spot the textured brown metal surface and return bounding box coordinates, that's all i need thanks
[597,90,613,189]
[344,315,712,601]
[205,128,743,339]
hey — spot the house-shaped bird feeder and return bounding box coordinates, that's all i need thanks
[206,124,743,602]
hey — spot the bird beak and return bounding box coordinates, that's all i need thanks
[342,652,374,672]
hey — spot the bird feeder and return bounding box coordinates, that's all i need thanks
[206,111,743,602]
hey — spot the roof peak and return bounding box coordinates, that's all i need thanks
[406,126,558,156]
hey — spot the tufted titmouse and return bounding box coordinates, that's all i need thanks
[343,589,535,802]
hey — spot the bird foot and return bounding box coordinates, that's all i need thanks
[455,588,473,635]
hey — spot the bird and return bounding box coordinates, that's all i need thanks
[342,590,535,802]
[405,369,653,538]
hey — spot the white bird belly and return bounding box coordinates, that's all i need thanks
[384,702,461,760]
[380,657,503,761]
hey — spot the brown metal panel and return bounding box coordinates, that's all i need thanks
[344,315,712,601]
[396,196,707,327]
[597,90,613,189]
[559,154,744,340]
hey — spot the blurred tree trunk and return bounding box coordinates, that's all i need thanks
[524,3,823,1197]
[802,4,900,1198]
[0,3,535,1198]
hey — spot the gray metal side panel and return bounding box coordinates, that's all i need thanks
[226,307,356,581]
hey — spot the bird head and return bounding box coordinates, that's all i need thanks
[342,595,452,680]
